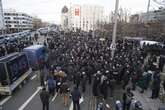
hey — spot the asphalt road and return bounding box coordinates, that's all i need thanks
[1,72,97,110]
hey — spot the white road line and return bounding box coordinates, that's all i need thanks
[0,96,12,105]
[51,93,58,102]
[30,75,37,80]
[69,102,73,110]
[18,87,42,110]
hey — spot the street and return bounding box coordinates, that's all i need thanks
[1,72,95,110]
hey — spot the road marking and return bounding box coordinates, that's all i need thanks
[18,87,42,110]
[51,93,58,102]
[0,96,12,105]
[69,102,73,110]
[30,74,37,80]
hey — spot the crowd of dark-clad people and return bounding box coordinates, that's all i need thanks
[37,31,165,110]
[1,30,165,110]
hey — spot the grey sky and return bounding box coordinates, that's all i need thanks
[2,0,159,24]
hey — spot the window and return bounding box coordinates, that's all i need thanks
[13,21,19,24]
[5,25,11,27]
[4,13,10,16]
[5,17,10,19]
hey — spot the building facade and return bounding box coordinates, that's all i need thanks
[61,5,104,31]
[0,0,5,31]
[32,17,42,30]
[3,9,33,33]
[130,8,165,24]
[61,6,69,31]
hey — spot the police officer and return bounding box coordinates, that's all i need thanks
[40,88,50,110]
[151,72,161,99]
[81,72,87,93]
[92,73,100,97]
[71,86,81,110]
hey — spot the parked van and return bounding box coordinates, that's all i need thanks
[0,52,31,95]
[23,45,48,70]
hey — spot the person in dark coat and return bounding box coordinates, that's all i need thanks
[87,65,92,85]
[75,73,81,89]
[40,68,45,87]
[159,56,165,72]
[71,86,81,110]
[101,78,109,100]
[122,71,130,90]
[92,74,100,97]
[40,88,50,110]
[163,80,165,91]
[47,76,56,96]
[81,72,87,93]
[151,73,161,99]
[122,92,127,110]
[123,88,134,110]
[131,72,138,90]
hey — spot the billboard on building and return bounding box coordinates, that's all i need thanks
[75,8,80,16]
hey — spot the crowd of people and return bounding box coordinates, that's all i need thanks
[36,31,165,110]
[2,30,164,110]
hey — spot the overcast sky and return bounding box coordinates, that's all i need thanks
[2,0,159,24]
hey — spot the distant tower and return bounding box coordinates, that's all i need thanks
[0,0,5,31]
[61,6,69,30]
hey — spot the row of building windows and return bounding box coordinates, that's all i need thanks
[5,21,19,24]
[5,25,12,27]
[5,20,32,24]
[14,25,32,28]
[4,17,11,19]
[4,13,32,18]
[13,17,32,21]
[6,21,31,24]
[4,17,32,22]
[5,24,32,28]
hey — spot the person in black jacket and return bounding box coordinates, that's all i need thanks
[71,86,81,110]
[163,80,165,91]
[151,72,161,99]
[40,88,50,110]
[81,72,87,93]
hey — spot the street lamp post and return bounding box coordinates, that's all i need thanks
[147,0,151,13]
[146,0,151,38]
[93,11,95,38]
[111,0,119,58]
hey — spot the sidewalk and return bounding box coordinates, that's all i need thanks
[133,88,165,110]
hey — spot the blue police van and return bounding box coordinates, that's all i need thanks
[23,45,48,70]
[0,52,31,95]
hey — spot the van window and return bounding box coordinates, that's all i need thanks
[0,63,8,85]
[0,36,4,40]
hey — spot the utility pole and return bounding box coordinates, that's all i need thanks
[111,0,119,58]
[93,11,95,38]
[146,0,151,38]
[147,0,151,13]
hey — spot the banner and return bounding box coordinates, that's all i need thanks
[75,8,80,16]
